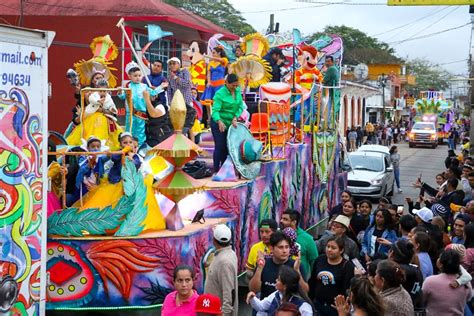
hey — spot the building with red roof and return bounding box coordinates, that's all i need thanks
[1,0,238,132]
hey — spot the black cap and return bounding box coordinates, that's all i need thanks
[259,218,278,231]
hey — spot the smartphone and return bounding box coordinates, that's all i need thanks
[352,258,366,274]
[397,205,404,215]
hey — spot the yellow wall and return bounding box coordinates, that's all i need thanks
[368,64,401,80]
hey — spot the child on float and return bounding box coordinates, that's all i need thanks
[118,62,168,149]
[247,265,314,316]
[66,79,123,150]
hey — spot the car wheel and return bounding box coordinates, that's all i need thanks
[409,143,414,148]
[432,144,437,149]
[387,182,394,196]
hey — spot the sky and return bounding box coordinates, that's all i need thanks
[230,0,471,78]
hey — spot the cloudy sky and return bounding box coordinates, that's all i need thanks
[230,0,471,77]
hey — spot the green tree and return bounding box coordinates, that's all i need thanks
[309,25,401,65]
[164,0,255,36]
[405,58,451,96]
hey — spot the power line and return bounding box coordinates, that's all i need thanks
[371,6,448,37]
[387,21,472,45]
[436,59,469,66]
[395,6,460,44]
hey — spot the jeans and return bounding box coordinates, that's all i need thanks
[448,138,455,150]
[210,119,228,172]
[394,167,400,189]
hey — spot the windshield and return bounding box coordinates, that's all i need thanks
[349,155,383,172]
[413,122,435,130]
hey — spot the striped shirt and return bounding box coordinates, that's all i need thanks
[167,68,193,105]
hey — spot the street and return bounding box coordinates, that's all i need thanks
[391,141,449,207]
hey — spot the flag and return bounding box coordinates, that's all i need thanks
[147,25,173,42]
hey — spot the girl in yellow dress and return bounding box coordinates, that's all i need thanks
[66,79,123,150]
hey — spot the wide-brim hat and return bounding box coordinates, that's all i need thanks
[232,55,272,89]
[74,57,117,88]
[227,123,262,179]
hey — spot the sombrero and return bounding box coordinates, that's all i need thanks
[231,33,272,88]
[227,123,263,179]
[74,35,118,87]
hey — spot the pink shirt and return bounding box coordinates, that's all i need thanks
[161,290,198,316]
[422,273,472,316]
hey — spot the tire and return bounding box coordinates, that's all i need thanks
[387,181,394,197]
[432,143,437,149]
[409,142,414,148]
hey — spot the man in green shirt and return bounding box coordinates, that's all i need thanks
[211,74,244,172]
[280,209,319,280]
[322,55,341,119]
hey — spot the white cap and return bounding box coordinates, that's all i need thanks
[213,224,231,243]
[413,207,433,223]
[167,57,181,64]
[125,61,140,74]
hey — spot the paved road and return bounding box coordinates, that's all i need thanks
[391,141,449,207]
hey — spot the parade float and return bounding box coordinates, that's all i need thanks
[0,22,346,313]
[411,90,454,144]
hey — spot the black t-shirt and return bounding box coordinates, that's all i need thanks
[373,228,384,253]
[399,263,424,309]
[260,258,303,299]
[309,255,354,305]
[346,214,368,245]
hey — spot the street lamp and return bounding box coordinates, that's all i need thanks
[378,73,388,125]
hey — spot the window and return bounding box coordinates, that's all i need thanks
[133,32,181,77]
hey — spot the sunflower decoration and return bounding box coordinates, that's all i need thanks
[231,33,272,88]
[74,35,118,88]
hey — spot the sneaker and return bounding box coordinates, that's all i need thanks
[398,188,403,193]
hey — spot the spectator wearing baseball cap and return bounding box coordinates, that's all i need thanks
[413,207,444,251]
[195,293,222,315]
[204,224,238,316]
[246,218,278,277]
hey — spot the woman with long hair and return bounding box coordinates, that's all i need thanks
[340,199,367,244]
[328,190,353,218]
[423,250,472,315]
[411,231,434,279]
[387,239,424,308]
[201,46,228,105]
[375,260,414,316]
[247,265,313,315]
[389,145,402,193]
[309,236,354,316]
[333,276,385,316]
[162,265,198,315]
[361,209,398,263]
[357,199,373,229]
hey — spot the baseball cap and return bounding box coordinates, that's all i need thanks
[213,224,232,243]
[333,215,351,229]
[259,218,278,231]
[413,207,433,223]
[194,293,222,314]
[167,57,181,64]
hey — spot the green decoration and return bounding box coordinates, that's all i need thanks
[23,214,41,236]
[416,99,441,115]
[114,159,148,237]
[47,196,132,237]
[259,191,272,224]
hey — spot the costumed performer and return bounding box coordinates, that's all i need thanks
[211,74,244,172]
[186,41,208,126]
[201,46,229,105]
[167,57,197,142]
[66,35,119,138]
[294,46,323,125]
[119,61,168,148]
[66,78,123,150]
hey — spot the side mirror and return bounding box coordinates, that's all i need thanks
[341,161,352,171]
[386,166,394,172]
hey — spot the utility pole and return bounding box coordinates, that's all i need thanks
[379,73,387,125]
[469,6,474,156]
[267,14,275,35]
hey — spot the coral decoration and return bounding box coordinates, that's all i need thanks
[137,239,180,282]
[86,241,160,299]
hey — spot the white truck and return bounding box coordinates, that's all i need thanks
[408,122,438,148]
[0,24,54,315]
